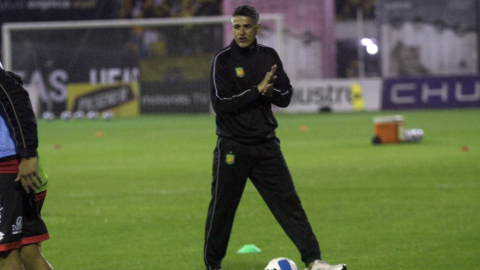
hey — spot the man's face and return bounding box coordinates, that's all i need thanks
[232,15,261,49]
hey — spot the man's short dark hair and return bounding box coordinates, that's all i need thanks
[232,5,259,25]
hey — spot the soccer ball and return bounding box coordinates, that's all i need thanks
[265,257,298,270]
[87,110,99,120]
[42,111,55,121]
[101,110,114,120]
[60,110,72,121]
[73,110,85,120]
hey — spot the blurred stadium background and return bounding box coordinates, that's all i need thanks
[2,0,479,116]
[1,0,479,269]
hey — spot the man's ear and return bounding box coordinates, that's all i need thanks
[256,24,262,35]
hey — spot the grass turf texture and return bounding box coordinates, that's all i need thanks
[37,109,479,269]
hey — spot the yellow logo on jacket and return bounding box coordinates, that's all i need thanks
[235,67,245,77]
[226,154,235,165]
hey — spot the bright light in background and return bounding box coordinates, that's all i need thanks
[366,43,378,54]
[360,38,378,55]
[360,38,373,46]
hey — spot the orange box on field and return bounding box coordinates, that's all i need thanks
[373,115,405,144]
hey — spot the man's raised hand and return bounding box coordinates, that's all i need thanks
[258,64,277,97]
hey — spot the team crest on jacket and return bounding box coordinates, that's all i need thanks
[235,67,245,77]
[226,153,235,165]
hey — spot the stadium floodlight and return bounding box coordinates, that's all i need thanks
[1,14,284,71]
[360,38,378,55]
[366,43,378,55]
[360,38,373,46]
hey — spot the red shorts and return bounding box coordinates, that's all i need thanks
[0,172,50,252]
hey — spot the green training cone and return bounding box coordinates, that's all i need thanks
[237,244,262,254]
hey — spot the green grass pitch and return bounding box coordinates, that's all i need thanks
[37,109,479,269]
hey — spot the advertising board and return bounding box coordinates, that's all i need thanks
[277,78,382,113]
[382,76,480,110]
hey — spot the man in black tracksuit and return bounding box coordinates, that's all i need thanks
[203,5,346,270]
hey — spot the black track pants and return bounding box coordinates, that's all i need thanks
[203,137,321,270]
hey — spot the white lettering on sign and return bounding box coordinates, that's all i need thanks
[455,81,480,102]
[391,83,416,104]
[421,82,448,103]
[28,69,68,103]
[89,67,139,84]
[390,79,480,104]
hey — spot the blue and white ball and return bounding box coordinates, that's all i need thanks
[404,128,424,142]
[42,111,55,121]
[73,110,85,120]
[265,257,298,270]
[60,110,72,121]
[87,110,99,120]
[101,110,114,120]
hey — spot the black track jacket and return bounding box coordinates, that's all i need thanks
[0,67,38,161]
[211,40,293,144]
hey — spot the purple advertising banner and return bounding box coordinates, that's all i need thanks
[382,76,480,110]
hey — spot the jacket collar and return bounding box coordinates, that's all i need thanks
[230,39,258,57]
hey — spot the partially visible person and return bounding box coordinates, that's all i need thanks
[0,60,54,270]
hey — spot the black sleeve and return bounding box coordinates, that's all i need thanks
[269,51,293,108]
[210,55,261,115]
[0,68,38,158]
